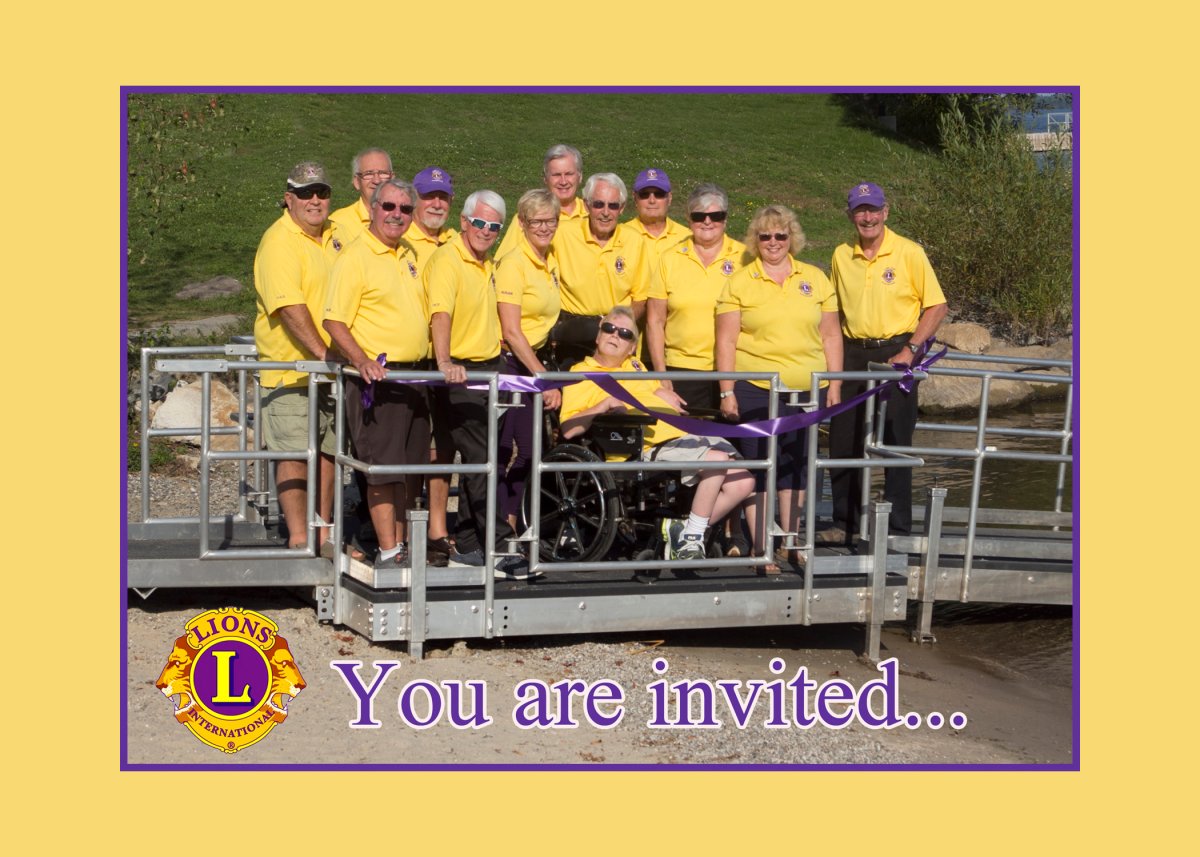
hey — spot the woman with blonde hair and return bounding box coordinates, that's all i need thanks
[714,205,843,573]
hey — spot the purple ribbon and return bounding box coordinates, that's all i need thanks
[359,341,947,439]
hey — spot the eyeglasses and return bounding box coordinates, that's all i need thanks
[379,201,414,214]
[525,218,558,229]
[356,170,393,180]
[290,186,331,200]
[758,232,789,242]
[690,211,727,223]
[590,200,622,211]
[600,321,636,342]
[637,189,668,200]
[467,217,502,233]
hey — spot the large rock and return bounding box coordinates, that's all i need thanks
[920,339,1074,414]
[175,276,243,300]
[936,322,991,354]
[149,379,252,451]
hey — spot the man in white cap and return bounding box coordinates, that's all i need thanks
[253,161,344,551]
[827,181,948,544]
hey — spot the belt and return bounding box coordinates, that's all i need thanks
[847,333,912,349]
[384,359,428,370]
[457,356,503,368]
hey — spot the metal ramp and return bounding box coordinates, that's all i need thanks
[126,343,1073,662]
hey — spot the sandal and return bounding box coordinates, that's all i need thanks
[320,540,368,563]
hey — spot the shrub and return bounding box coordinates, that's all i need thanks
[895,104,1073,342]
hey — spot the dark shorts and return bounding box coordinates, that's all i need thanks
[344,376,431,485]
[731,380,824,491]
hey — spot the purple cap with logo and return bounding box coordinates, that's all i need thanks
[847,181,886,210]
[413,166,454,196]
[633,168,671,193]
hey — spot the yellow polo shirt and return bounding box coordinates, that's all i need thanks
[329,198,370,245]
[561,355,685,455]
[716,257,838,391]
[831,226,946,340]
[554,218,650,316]
[495,233,561,351]
[323,228,429,363]
[626,216,690,270]
[253,212,343,388]
[494,196,587,260]
[403,221,459,267]
[424,236,501,363]
[649,235,747,370]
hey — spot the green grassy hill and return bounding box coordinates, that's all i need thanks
[125,91,932,328]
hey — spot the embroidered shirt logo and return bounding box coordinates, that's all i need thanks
[882,267,896,284]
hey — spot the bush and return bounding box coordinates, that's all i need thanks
[895,104,1073,342]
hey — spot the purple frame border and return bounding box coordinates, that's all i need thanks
[120,84,1080,773]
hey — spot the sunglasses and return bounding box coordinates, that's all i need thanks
[590,200,622,211]
[690,211,727,223]
[600,321,637,342]
[467,217,502,233]
[637,189,668,200]
[758,232,789,242]
[379,201,415,214]
[290,186,331,200]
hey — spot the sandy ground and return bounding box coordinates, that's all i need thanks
[126,587,1073,767]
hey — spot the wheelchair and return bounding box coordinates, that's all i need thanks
[523,408,730,573]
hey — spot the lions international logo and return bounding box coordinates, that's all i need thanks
[332,238,343,252]
[799,280,813,295]
[882,267,896,284]
[155,607,304,754]
[407,260,418,279]
[431,169,444,182]
[614,256,626,275]
[857,184,872,197]
[647,170,659,180]
[722,260,734,276]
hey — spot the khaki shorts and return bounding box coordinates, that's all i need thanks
[261,385,337,455]
[644,434,740,486]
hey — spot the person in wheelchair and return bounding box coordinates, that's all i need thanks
[559,306,754,560]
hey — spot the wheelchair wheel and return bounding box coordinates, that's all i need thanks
[524,444,619,563]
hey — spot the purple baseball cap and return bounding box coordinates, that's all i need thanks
[414,166,454,196]
[847,181,887,210]
[633,168,671,193]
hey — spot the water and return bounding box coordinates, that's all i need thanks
[911,400,1074,512]
[825,397,1076,692]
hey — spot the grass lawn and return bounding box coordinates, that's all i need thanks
[125,91,932,328]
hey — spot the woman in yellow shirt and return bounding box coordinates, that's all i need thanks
[715,205,843,572]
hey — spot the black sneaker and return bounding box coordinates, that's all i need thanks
[426,536,453,568]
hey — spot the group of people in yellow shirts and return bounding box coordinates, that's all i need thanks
[253,143,947,579]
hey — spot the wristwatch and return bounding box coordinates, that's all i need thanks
[906,342,921,355]
[719,390,735,400]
